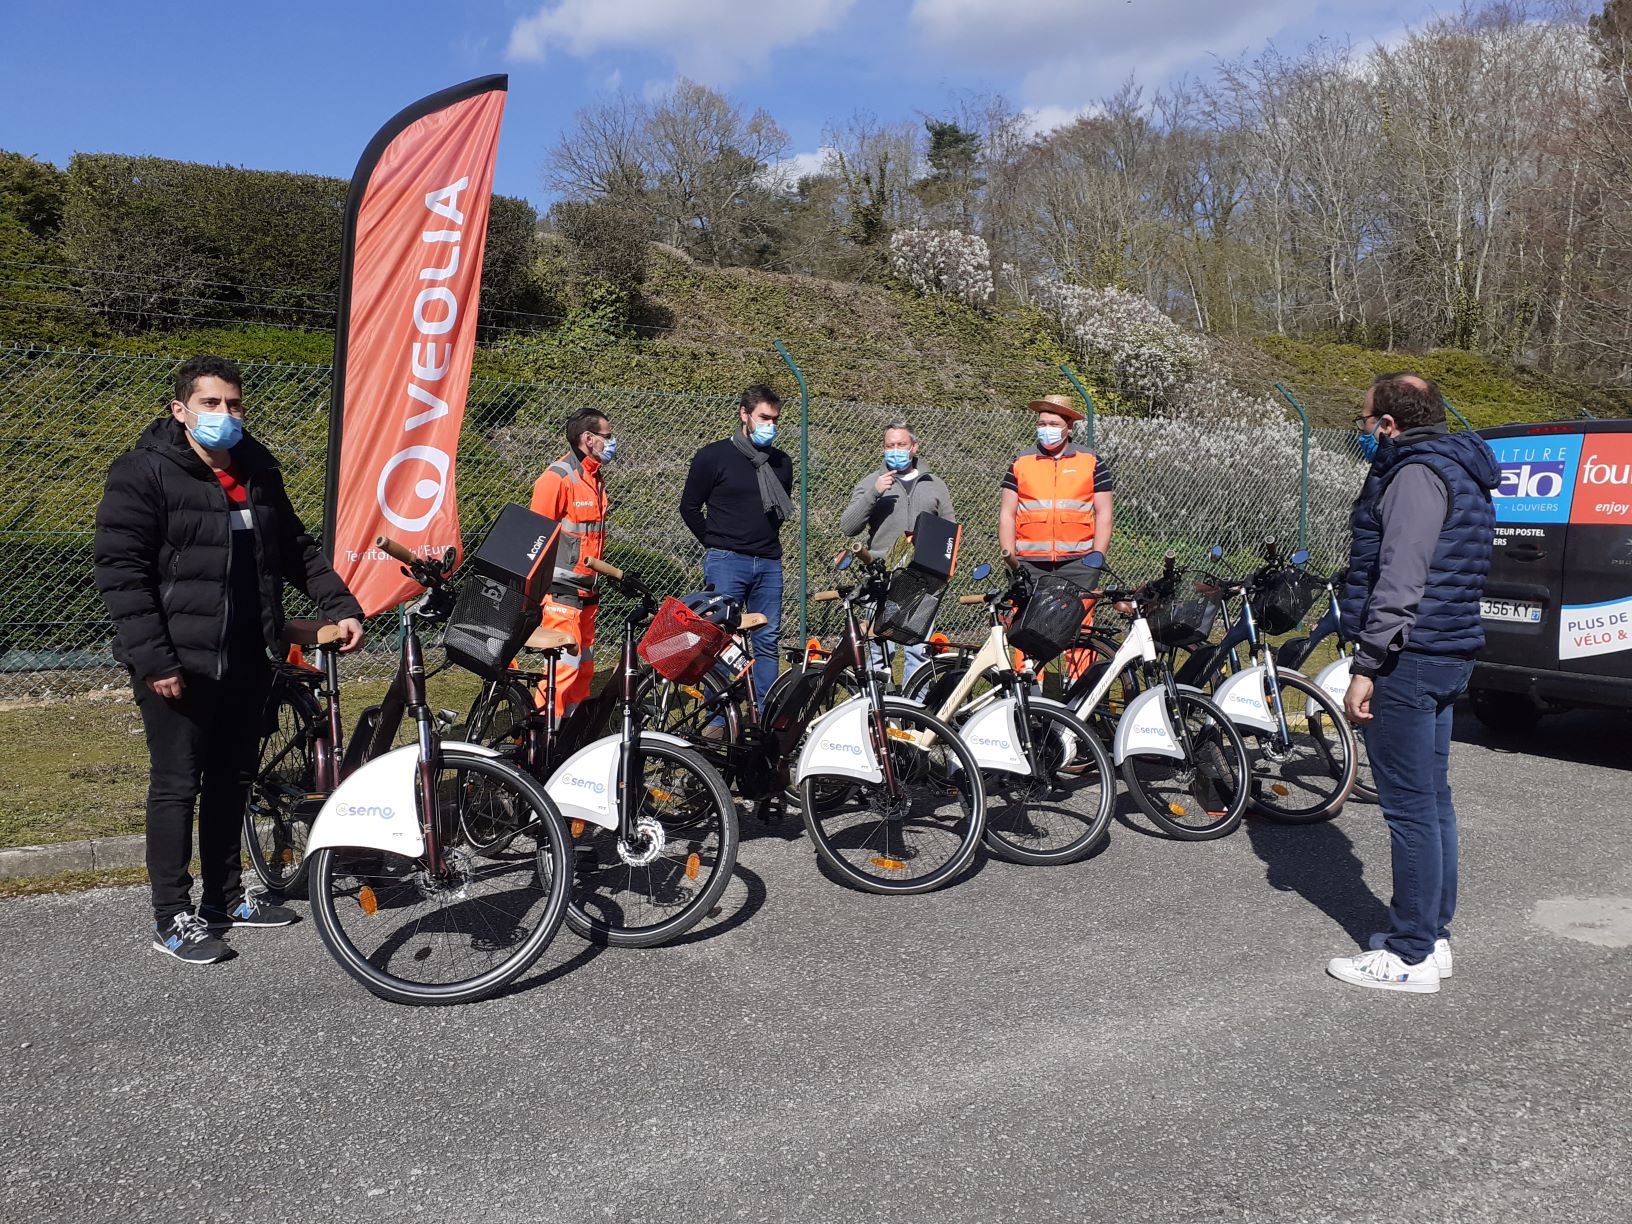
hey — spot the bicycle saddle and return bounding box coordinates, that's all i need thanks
[523,626,577,653]
[280,619,343,648]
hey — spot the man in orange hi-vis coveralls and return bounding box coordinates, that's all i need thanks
[998,393,1115,681]
[529,408,613,718]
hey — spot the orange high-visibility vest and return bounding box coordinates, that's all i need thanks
[530,451,607,599]
[1012,449,1098,562]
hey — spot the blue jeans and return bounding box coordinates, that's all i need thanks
[1364,652,1474,965]
[703,548,783,713]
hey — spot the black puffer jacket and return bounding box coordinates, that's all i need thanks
[93,416,363,682]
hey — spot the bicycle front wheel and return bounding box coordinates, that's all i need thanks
[243,679,321,897]
[801,698,985,894]
[1245,671,1358,823]
[309,748,571,1005]
[1120,690,1250,840]
[565,737,739,947]
[983,703,1114,865]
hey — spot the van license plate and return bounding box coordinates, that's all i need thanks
[1481,598,1542,624]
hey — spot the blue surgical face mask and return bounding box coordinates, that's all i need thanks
[1356,429,1379,462]
[189,410,243,450]
[750,422,776,447]
[1037,425,1065,449]
[600,436,618,463]
[883,448,911,471]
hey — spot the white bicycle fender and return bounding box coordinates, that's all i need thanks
[1310,657,1351,719]
[1212,666,1280,734]
[1114,688,1185,764]
[544,735,623,831]
[302,740,503,860]
[959,696,1031,775]
[794,695,883,784]
[305,744,426,859]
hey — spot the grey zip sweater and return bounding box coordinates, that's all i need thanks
[838,465,955,556]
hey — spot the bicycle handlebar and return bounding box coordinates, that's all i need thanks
[853,545,877,566]
[1001,550,1019,572]
[584,555,622,581]
[375,535,418,566]
[812,590,843,603]
[957,593,988,606]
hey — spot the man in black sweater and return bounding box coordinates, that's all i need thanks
[94,356,365,965]
[679,384,794,712]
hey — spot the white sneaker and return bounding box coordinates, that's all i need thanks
[1369,932,1453,978]
[1327,948,1441,994]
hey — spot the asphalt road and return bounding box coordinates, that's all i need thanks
[3,708,1629,1224]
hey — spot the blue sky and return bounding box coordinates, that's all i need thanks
[1,1,1448,210]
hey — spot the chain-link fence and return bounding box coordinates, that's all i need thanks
[0,344,1369,697]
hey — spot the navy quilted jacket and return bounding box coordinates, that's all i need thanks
[1340,428,1499,661]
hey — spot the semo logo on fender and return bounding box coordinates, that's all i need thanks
[817,739,864,757]
[335,802,396,820]
[562,773,607,795]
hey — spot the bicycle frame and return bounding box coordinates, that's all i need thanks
[922,617,1045,777]
[1062,611,1203,766]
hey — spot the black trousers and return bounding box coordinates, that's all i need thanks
[132,657,271,925]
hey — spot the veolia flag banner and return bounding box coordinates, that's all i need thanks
[325,75,507,616]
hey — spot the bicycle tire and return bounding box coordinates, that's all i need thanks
[800,698,985,894]
[635,670,747,756]
[309,748,571,1006]
[1245,671,1358,823]
[901,653,1001,712]
[458,678,541,853]
[565,737,740,947]
[982,703,1114,865]
[1120,690,1250,840]
[242,678,322,897]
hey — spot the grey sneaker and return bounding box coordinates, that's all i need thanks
[1369,932,1453,978]
[199,892,299,929]
[152,913,232,964]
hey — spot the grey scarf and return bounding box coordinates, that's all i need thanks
[731,429,794,523]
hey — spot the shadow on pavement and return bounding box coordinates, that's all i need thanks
[1244,814,1388,946]
[1452,704,1631,772]
[663,862,769,947]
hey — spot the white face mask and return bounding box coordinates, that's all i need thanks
[1037,425,1066,449]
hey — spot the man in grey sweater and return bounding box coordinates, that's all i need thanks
[838,421,955,685]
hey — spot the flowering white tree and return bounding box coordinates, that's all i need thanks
[889,229,994,308]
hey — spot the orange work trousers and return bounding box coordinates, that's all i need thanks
[533,597,597,719]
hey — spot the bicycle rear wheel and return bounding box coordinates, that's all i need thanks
[309,748,571,1005]
[1120,690,1249,840]
[801,698,985,894]
[243,678,321,897]
[566,737,739,947]
[1245,671,1358,823]
[982,703,1114,865]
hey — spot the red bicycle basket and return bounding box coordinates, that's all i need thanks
[638,597,733,682]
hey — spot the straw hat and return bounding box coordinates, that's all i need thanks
[1026,393,1085,423]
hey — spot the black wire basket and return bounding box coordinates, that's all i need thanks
[1147,594,1221,650]
[1008,575,1089,664]
[1250,570,1320,636]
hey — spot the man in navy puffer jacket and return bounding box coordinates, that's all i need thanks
[1329,374,1498,995]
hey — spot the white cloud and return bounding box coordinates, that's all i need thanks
[909,0,1407,113]
[1019,104,1093,138]
[762,147,835,192]
[507,0,858,83]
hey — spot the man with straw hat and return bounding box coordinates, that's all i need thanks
[999,392,1115,680]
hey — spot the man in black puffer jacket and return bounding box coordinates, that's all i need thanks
[1327,373,1498,996]
[94,356,364,965]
